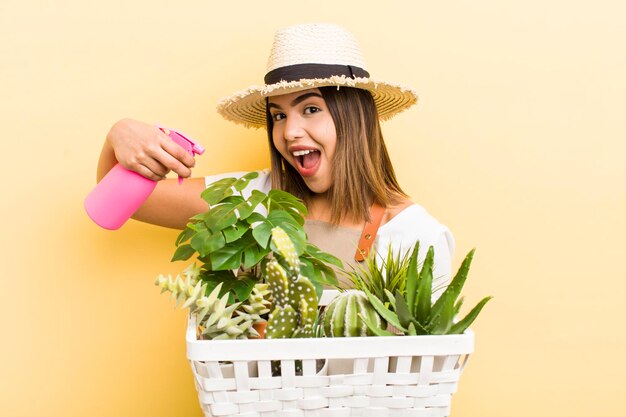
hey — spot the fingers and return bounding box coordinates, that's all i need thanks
[108,119,198,181]
[160,136,196,177]
[136,154,170,181]
[138,135,195,180]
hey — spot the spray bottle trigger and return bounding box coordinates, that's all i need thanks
[157,126,204,184]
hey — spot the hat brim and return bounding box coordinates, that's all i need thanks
[217,75,419,129]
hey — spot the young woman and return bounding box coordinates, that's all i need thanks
[96,23,454,286]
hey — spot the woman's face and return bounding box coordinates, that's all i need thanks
[269,88,337,194]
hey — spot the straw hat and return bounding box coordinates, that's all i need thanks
[217,23,419,129]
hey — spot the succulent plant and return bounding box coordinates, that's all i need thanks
[265,227,319,339]
[194,283,258,340]
[342,243,412,301]
[240,283,272,323]
[360,242,492,336]
[155,271,259,340]
[322,290,383,337]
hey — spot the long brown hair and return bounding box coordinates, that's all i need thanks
[267,87,407,224]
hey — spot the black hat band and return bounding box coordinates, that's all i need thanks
[264,63,370,84]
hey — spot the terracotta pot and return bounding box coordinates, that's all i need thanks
[252,321,267,339]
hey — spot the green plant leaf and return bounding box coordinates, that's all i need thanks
[384,289,396,310]
[199,270,258,304]
[431,249,475,321]
[251,221,272,248]
[242,233,268,270]
[359,312,396,336]
[200,172,259,206]
[383,243,410,296]
[266,189,307,224]
[394,291,413,329]
[252,210,305,251]
[210,191,266,232]
[209,243,243,270]
[415,246,434,322]
[222,221,250,243]
[362,288,407,333]
[408,318,429,335]
[200,178,237,206]
[198,270,234,300]
[234,171,260,190]
[300,247,341,288]
[175,227,195,246]
[203,204,239,231]
[407,322,417,336]
[449,296,492,334]
[231,273,259,303]
[246,212,266,225]
[454,297,464,317]
[299,258,325,298]
[190,228,226,257]
[405,242,420,315]
[304,243,343,268]
[171,244,195,262]
[428,291,455,334]
[306,257,340,288]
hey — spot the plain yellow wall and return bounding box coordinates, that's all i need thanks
[2,1,625,416]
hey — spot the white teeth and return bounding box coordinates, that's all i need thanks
[292,149,316,157]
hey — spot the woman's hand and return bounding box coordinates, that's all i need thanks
[106,118,196,181]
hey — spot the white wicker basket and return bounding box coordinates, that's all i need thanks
[187,290,474,417]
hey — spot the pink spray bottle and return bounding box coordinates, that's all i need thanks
[84,126,205,230]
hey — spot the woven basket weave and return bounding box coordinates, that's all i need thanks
[187,291,473,417]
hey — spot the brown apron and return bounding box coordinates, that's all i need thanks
[304,219,378,288]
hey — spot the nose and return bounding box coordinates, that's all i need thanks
[283,114,305,142]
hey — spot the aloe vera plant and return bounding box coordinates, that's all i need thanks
[360,242,492,336]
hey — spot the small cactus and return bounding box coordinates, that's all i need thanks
[271,227,300,275]
[323,290,383,337]
[264,227,319,339]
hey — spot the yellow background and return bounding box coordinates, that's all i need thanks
[2,1,625,416]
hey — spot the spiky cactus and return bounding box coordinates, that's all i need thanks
[265,227,319,339]
[155,272,259,340]
[322,290,383,337]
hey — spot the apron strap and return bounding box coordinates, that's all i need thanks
[354,203,385,262]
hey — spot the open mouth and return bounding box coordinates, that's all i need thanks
[292,149,321,176]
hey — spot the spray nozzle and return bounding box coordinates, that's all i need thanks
[157,125,205,184]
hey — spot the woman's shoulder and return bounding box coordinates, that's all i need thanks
[380,199,451,239]
[378,199,455,264]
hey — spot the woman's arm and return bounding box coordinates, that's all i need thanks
[96,118,208,229]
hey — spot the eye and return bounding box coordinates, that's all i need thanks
[304,106,321,115]
[272,112,286,122]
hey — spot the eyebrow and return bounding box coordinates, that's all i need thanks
[267,92,324,110]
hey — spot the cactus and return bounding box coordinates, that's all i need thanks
[271,226,300,275]
[264,227,319,339]
[155,273,259,340]
[322,290,383,337]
